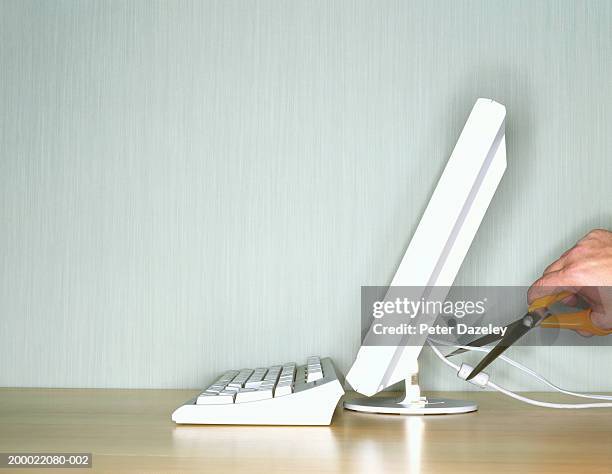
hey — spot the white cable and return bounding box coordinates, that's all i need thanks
[429,342,461,370]
[428,338,612,401]
[427,341,612,409]
[486,380,612,409]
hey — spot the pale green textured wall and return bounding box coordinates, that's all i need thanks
[1,0,611,391]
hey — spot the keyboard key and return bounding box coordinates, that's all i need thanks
[280,364,296,380]
[263,366,281,384]
[235,387,274,403]
[245,368,268,388]
[274,383,293,397]
[306,357,324,382]
[197,391,236,404]
[227,369,254,388]
[307,366,324,382]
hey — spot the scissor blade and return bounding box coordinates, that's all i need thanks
[466,317,533,380]
[446,320,522,358]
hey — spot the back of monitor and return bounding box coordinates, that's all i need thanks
[346,98,507,398]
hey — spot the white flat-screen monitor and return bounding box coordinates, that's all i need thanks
[346,98,507,397]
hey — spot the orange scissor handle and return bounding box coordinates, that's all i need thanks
[528,291,574,312]
[529,291,612,336]
[540,309,612,336]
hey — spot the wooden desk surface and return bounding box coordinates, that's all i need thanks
[1,388,611,473]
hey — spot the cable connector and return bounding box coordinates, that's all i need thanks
[457,363,490,388]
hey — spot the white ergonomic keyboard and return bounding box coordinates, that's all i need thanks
[172,356,345,425]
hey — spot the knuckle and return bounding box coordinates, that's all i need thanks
[569,244,587,255]
[560,264,584,283]
[588,229,607,239]
[558,266,576,280]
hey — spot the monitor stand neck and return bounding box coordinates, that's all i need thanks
[343,363,478,415]
[401,372,426,406]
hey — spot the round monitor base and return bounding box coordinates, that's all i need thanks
[343,396,478,415]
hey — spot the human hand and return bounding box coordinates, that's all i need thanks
[527,229,612,333]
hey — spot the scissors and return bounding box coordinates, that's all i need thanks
[447,291,612,380]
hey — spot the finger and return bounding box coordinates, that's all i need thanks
[590,311,612,331]
[527,271,579,304]
[543,245,585,275]
[543,257,567,275]
[560,294,579,306]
